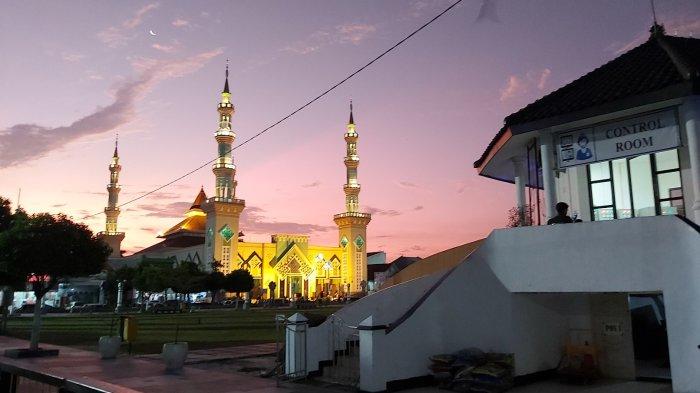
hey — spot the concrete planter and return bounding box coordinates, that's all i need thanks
[98,336,121,359]
[162,342,188,372]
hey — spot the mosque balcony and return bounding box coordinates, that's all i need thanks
[215,129,236,138]
[209,197,245,205]
[333,212,371,220]
[218,102,233,109]
[97,231,125,237]
[212,162,235,170]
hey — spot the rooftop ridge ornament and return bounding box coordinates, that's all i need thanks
[648,0,665,38]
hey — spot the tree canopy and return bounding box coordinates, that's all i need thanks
[224,269,254,296]
[0,212,110,297]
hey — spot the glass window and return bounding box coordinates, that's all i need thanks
[611,159,632,218]
[591,182,613,206]
[588,149,684,221]
[593,207,615,221]
[654,150,679,171]
[589,162,610,181]
[629,155,655,217]
[657,172,682,199]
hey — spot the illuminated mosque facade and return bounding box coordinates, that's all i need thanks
[106,67,371,299]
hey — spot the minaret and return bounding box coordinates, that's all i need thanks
[98,136,125,258]
[202,62,246,273]
[334,101,371,293]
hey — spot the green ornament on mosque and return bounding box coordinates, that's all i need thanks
[219,224,234,242]
[340,236,349,248]
[354,235,365,249]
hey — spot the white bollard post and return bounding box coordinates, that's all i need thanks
[115,281,124,312]
[285,313,308,377]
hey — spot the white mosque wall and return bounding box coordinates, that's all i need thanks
[356,215,699,393]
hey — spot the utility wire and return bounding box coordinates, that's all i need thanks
[82,0,464,219]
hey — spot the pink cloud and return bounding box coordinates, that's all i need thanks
[172,18,190,28]
[283,23,377,55]
[499,68,552,101]
[97,3,159,48]
[0,49,223,169]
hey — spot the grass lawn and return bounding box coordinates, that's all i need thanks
[3,306,343,354]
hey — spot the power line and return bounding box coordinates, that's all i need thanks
[82,0,464,220]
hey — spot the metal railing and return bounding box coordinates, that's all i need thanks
[324,315,360,388]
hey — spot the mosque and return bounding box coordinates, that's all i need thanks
[99,67,372,299]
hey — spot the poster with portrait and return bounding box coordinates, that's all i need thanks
[557,129,596,168]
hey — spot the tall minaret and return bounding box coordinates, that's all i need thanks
[334,101,371,293]
[203,62,246,273]
[98,136,125,258]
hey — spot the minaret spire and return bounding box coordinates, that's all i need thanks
[223,58,230,94]
[334,102,371,293]
[213,61,237,200]
[98,135,125,258]
[202,63,246,274]
[349,99,354,125]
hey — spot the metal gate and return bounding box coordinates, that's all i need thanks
[324,314,359,387]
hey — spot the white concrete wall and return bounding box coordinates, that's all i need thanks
[358,216,699,392]
[303,273,441,373]
[590,294,636,379]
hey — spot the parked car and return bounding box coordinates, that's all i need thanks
[149,300,188,314]
[221,299,244,308]
[12,304,62,315]
[69,303,108,313]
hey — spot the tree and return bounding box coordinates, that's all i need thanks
[171,261,206,299]
[268,281,277,300]
[224,269,254,298]
[0,197,12,233]
[133,263,171,294]
[104,266,137,306]
[0,213,110,351]
[506,205,533,228]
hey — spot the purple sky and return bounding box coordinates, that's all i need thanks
[1,0,699,261]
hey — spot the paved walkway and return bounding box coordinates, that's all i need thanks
[137,343,278,365]
[0,337,673,393]
[0,337,297,393]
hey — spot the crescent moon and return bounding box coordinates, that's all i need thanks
[149,30,157,36]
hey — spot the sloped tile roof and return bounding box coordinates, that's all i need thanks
[474,28,700,168]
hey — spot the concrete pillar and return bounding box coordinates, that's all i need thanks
[115,281,124,312]
[664,282,700,392]
[512,156,527,225]
[285,313,308,376]
[540,135,557,219]
[358,315,386,392]
[683,100,700,224]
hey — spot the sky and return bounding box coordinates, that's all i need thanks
[1,0,700,261]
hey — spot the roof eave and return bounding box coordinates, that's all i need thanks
[508,81,695,136]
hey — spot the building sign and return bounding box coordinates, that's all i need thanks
[557,110,680,168]
[602,321,623,336]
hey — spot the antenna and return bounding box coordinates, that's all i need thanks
[650,0,658,26]
[16,188,21,211]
